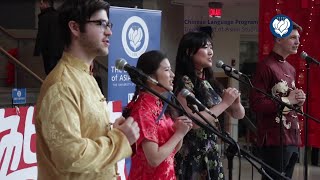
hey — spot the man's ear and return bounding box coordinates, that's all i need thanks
[68,21,81,37]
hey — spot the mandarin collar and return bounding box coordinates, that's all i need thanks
[270,51,285,62]
[61,52,91,74]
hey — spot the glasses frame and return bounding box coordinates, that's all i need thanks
[86,19,113,31]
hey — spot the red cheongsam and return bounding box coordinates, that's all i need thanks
[128,91,176,180]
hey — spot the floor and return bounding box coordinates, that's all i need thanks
[221,157,320,180]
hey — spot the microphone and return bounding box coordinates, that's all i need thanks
[181,88,217,118]
[115,58,160,86]
[300,51,320,65]
[216,60,243,75]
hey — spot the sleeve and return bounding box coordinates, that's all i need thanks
[39,83,132,173]
[249,61,279,113]
[131,103,159,146]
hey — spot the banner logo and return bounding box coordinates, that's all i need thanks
[270,14,293,38]
[122,16,149,58]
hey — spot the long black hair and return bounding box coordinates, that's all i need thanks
[173,31,223,95]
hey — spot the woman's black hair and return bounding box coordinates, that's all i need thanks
[174,31,223,95]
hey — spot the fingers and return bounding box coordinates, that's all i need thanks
[175,118,193,133]
[224,87,240,96]
[113,116,126,128]
[294,90,306,101]
[222,88,240,105]
[114,116,140,145]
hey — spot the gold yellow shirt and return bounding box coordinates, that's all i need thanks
[35,52,132,180]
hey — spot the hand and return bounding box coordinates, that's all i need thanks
[287,89,300,105]
[233,92,241,104]
[222,87,239,106]
[295,89,306,106]
[174,116,193,136]
[113,116,140,145]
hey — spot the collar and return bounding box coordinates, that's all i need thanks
[270,51,286,63]
[61,52,91,74]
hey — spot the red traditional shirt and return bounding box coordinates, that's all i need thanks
[128,91,176,180]
[249,51,301,146]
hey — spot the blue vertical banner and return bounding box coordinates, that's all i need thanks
[108,7,162,106]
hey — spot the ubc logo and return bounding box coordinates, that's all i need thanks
[122,16,149,58]
[270,14,293,38]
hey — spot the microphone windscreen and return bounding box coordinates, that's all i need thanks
[300,51,307,59]
[115,58,127,70]
[181,88,191,98]
[216,60,224,68]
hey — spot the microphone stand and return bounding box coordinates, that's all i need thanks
[225,137,240,180]
[223,71,320,179]
[304,60,310,180]
[186,94,281,180]
[129,74,290,180]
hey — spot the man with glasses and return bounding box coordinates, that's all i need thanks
[35,1,140,180]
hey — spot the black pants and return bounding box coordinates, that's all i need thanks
[260,145,299,180]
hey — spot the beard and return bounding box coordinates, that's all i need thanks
[79,33,109,56]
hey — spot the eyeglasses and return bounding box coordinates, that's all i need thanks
[86,19,113,31]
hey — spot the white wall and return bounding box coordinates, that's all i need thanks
[143,0,184,69]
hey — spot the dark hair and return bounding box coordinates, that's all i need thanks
[199,26,213,38]
[131,50,167,102]
[122,50,167,118]
[173,31,222,94]
[292,21,302,31]
[58,0,110,48]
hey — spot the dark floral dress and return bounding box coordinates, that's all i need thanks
[175,78,224,180]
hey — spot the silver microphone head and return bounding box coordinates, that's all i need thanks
[181,88,191,98]
[300,51,307,59]
[216,60,224,68]
[115,58,127,70]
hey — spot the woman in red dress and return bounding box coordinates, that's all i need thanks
[125,50,192,180]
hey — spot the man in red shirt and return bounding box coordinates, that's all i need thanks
[250,21,306,179]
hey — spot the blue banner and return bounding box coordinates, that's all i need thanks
[108,6,161,106]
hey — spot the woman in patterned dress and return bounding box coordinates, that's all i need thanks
[173,32,245,180]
